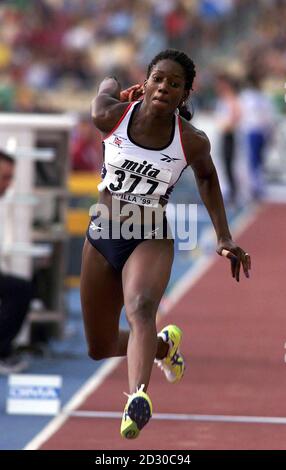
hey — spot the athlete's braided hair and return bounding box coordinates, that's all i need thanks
[147,49,196,121]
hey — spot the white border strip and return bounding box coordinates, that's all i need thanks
[24,204,259,450]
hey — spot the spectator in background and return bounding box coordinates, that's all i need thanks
[239,73,275,200]
[215,73,241,205]
[0,150,33,374]
[165,2,190,50]
[0,0,285,115]
[71,115,102,172]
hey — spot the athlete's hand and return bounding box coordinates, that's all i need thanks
[217,239,251,282]
[120,84,144,102]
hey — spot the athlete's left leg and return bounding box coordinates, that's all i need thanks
[122,238,174,394]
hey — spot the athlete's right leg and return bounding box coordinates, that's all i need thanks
[80,239,127,360]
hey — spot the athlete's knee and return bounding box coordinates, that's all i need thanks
[88,342,115,361]
[126,293,157,325]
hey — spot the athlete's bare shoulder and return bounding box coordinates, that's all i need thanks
[179,117,211,166]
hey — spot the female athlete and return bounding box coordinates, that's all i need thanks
[81,49,251,439]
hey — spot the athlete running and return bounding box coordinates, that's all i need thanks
[80,49,251,439]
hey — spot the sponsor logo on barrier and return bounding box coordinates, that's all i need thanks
[7,374,62,415]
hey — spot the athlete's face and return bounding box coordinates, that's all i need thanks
[145,59,189,112]
[0,160,14,196]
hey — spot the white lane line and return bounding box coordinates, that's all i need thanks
[23,357,122,450]
[68,410,286,425]
[23,204,259,450]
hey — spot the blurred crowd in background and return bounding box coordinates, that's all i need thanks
[0,0,285,373]
[1,0,285,110]
[0,0,285,190]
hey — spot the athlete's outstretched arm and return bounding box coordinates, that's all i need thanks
[190,132,251,282]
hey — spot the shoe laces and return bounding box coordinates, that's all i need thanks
[154,358,165,372]
[123,383,145,399]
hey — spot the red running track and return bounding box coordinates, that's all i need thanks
[40,203,286,450]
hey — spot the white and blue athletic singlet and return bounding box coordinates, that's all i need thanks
[98,101,188,207]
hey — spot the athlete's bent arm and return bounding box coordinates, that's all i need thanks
[190,132,251,282]
[91,77,126,132]
[91,78,143,133]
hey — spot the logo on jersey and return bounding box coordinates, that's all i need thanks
[160,153,181,163]
[90,221,103,231]
[145,227,159,238]
[121,159,160,178]
[113,136,122,146]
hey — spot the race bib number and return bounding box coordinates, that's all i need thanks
[102,154,172,207]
